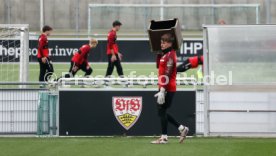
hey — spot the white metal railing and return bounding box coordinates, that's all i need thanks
[0,79,202,136]
[57,77,200,88]
[0,77,202,89]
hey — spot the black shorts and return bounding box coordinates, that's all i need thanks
[69,61,92,77]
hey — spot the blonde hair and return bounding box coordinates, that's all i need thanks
[89,38,98,46]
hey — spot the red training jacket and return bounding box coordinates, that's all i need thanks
[71,44,91,67]
[37,34,49,58]
[106,29,119,55]
[157,49,177,92]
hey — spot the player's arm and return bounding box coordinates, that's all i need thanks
[156,54,162,68]
[177,58,191,72]
[177,55,203,72]
[72,64,79,72]
[72,49,83,71]
[155,56,174,104]
[85,60,90,70]
[79,46,91,68]
[83,49,90,69]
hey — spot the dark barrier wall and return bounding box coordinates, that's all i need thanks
[0,39,203,62]
[59,89,195,136]
[30,40,156,62]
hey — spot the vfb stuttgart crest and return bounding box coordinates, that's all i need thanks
[112,96,142,130]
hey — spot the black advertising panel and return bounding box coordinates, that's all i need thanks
[59,89,195,136]
[181,39,203,57]
[1,38,203,62]
[0,40,21,62]
[28,39,155,62]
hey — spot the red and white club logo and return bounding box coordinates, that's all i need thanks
[112,96,142,130]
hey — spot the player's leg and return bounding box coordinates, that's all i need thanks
[38,58,47,82]
[105,54,115,86]
[151,93,175,144]
[105,54,115,77]
[164,92,180,127]
[165,92,189,143]
[65,61,77,78]
[151,104,169,144]
[151,92,189,144]
[114,54,124,77]
[80,63,93,77]
[84,67,92,77]
[44,58,54,81]
[77,63,92,87]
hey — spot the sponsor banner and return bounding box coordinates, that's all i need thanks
[59,89,195,136]
[0,38,203,62]
[181,39,203,57]
[0,40,21,62]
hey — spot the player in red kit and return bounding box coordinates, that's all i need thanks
[177,55,204,72]
[37,25,54,83]
[151,33,189,144]
[177,20,224,73]
[64,39,98,78]
[105,20,124,78]
[177,19,226,72]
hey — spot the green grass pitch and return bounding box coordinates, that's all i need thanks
[0,137,276,156]
[0,63,198,82]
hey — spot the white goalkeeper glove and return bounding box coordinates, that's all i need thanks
[154,87,166,105]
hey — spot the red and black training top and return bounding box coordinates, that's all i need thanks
[37,33,49,58]
[156,48,177,92]
[106,29,119,55]
[71,44,91,67]
[188,55,204,68]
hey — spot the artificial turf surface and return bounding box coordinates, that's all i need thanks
[0,137,276,156]
[0,63,198,82]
